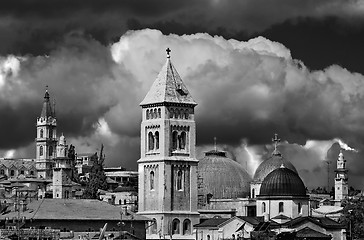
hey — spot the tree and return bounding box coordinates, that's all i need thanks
[67,144,80,183]
[340,198,364,239]
[82,144,108,199]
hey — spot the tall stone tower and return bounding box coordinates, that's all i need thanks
[138,49,199,239]
[334,149,348,204]
[53,134,74,199]
[36,88,57,179]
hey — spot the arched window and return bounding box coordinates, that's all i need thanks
[119,200,122,205]
[151,218,157,234]
[10,170,15,177]
[146,110,150,120]
[177,170,183,190]
[49,128,53,139]
[155,132,159,149]
[154,109,157,118]
[0,169,4,175]
[40,129,44,138]
[207,235,211,240]
[175,109,179,119]
[252,189,255,198]
[148,132,154,151]
[298,202,302,214]
[30,171,34,176]
[179,132,186,149]
[172,219,180,234]
[150,171,155,190]
[172,131,178,150]
[170,109,174,118]
[39,146,44,156]
[262,202,266,213]
[279,202,284,213]
[158,108,161,118]
[183,219,191,235]
[49,146,53,156]
[124,199,127,205]
[184,110,189,119]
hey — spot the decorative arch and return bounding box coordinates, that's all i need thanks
[183,219,191,235]
[172,218,180,234]
[148,132,154,151]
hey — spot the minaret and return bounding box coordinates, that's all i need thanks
[36,88,57,179]
[334,149,348,204]
[138,49,199,239]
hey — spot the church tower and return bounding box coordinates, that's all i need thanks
[334,149,348,204]
[36,88,57,179]
[138,49,199,239]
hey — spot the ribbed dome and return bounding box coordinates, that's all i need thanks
[198,150,252,199]
[253,153,297,182]
[259,166,307,197]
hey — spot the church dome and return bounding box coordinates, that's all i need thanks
[253,152,297,182]
[198,150,252,199]
[259,166,307,197]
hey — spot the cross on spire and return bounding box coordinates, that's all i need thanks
[166,48,171,59]
[272,133,281,155]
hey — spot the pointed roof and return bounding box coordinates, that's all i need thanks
[40,88,55,118]
[140,50,197,106]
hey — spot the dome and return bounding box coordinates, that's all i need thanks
[253,152,297,182]
[198,150,252,199]
[259,166,307,197]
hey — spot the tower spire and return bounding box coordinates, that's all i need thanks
[166,47,171,59]
[214,137,217,151]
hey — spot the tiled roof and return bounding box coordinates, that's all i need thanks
[140,58,197,106]
[194,218,229,228]
[0,199,150,221]
[237,216,264,226]
[271,214,291,220]
[0,159,36,169]
[284,216,345,229]
[296,227,331,238]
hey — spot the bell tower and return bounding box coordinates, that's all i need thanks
[138,49,199,239]
[334,149,348,204]
[36,88,57,179]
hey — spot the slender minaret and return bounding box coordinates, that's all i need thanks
[334,149,348,204]
[36,87,57,179]
[138,49,199,239]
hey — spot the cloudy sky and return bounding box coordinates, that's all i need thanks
[1,0,364,189]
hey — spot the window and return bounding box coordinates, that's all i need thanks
[207,235,210,240]
[0,169,4,175]
[10,170,15,177]
[170,109,174,118]
[40,129,44,138]
[124,199,127,205]
[65,190,69,199]
[175,109,179,119]
[172,219,180,234]
[151,218,157,234]
[177,170,183,190]
[40,146,44,156]
[146,110,149,120]
[154,109,157,118]
[298,202,302,214]
[119,200,122,205]
[30,171,34,176]
[252,189,255,198]
[49,128,53,139]
[262,202,266,213]
[183,219,191,235]
[155,131,159,149]
[172,131,178,150]
[158,108,161,118]
[279,202,284,213]
[20,170,24,175]
[184,110,189,119]
[150,171,155,190]
[148,132,154,151]
[49,146,53,156]
[179,132,186,149]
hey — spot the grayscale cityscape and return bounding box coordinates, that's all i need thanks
[0,1,363,240]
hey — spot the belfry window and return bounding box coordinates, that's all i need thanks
[298,202,302,214]
[148,132,154,151]
[183,219,191,235]
[150,171,155,190]
[158,108,161,118]
[172,131,178,150]
[262,202,266,213]
[170,109,174,118]
[154,109,157,118]
[279,202,284,213]
[155,132,159,149]
[49,128,53,139]
[179,132,186,149]
[40,146,44,156]
[177,170,183,190]
[49,146,53,156]
[151,218,157,234]
[146,110,150,120]
[40,129,44,138]
[252,189,255,198]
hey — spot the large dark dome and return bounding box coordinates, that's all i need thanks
[253,153,297,182]
[259,166,307,197]
[198,150,252,199]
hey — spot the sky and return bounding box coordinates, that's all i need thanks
[1,0,364,189]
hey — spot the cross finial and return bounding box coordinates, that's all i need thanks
[166,48,171,59]
[272,133,281,154]
[45,85,48,92]
[214,137,217,151]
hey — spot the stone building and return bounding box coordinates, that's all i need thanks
[138,49,199,239]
